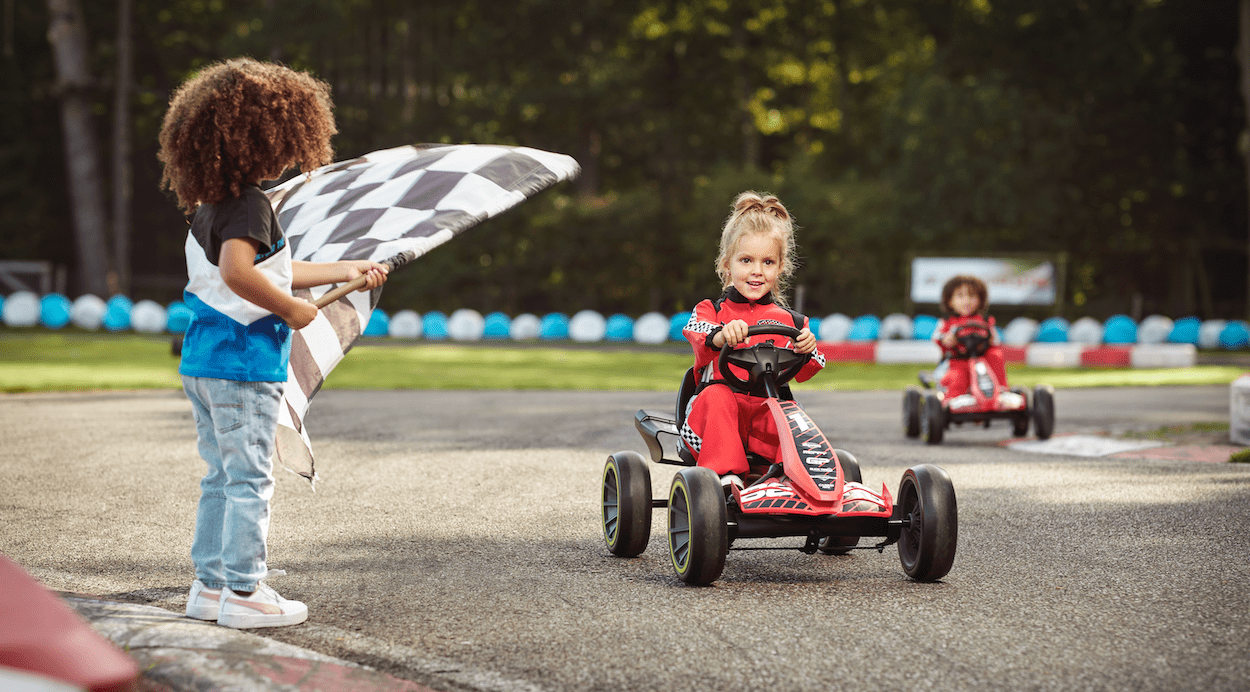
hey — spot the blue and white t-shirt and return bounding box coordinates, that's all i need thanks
[179,185,293,382]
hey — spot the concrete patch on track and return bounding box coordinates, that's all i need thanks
[1007,434,1166,457]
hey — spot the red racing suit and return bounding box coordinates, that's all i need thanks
[680,288,826,476]
[932,314,1007,396]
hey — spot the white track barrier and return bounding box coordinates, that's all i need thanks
[1068,317,1103,345]
[130,300,168,334]
[569,310,607,342]
[874,340,942,364]
[388,310,422,339]
[448,309,485,341]
[633,312,670,344]
[1232,375,1250,446]
[878,313,913,340]
[1026,343,1084,367]
[1130,343,1196,368]
[508,313,541,340]
[2,291,38,327]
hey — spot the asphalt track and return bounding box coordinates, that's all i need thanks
[1,384,1248,692]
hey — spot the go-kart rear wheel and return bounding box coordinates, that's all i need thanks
[922,394,945,445]
[819,450,863,555]
[897,465,958,582]
[601,452,652,557]
[903,387,922,438]
[667,467,728,585]
[1033,385,1055,440]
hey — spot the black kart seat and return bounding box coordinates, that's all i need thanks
[675,367,698,429]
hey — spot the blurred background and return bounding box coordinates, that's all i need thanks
[6,0,1248,323]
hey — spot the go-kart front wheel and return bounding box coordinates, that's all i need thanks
[897,465,958,582]
[922,394,945,445]
[818,450,863,555]
[1033,385,1055,440]
[602,452,652,557]
[903,387,922,438]
[667,467,728,585]
[1011,387,1030,438]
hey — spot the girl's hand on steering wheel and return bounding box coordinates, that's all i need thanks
[715,319,750,348]
[794,327,817,354]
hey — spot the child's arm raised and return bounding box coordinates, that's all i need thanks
[219,238,319,329]
[291,260,389,291]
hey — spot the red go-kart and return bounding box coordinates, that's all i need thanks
[904,318,1055,444]
[601,325,957,585]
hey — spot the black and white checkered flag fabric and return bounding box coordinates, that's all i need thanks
[265,144,580,485]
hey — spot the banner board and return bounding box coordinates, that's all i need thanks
[910,257,1058,305]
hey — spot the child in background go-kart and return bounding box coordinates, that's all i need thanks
[159,59,388,630]
[931,275,1008,398]
[680,191,826,489]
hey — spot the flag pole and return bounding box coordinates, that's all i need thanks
[312,250,417,309]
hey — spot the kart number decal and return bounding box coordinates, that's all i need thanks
[779,401,839,493]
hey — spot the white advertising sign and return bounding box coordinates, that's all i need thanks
[911,257,1057,305]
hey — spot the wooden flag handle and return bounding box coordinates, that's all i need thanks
[313,250,417,309]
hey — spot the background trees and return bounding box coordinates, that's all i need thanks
[12,0,1247,320]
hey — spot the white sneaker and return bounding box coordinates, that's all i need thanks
[185,579,221,621]
[720,474,744,490]
[216,570,308,629]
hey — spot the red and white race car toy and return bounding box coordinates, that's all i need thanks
[601,325,957,585]
[904,318,1055,444]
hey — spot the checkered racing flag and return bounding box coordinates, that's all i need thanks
[266,144,580,485]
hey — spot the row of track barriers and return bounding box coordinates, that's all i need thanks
[1,290,1248,351]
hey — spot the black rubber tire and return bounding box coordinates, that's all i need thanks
[903,387,922,438]
[897,465,958,581]
[667,467,729,585]
[819,449,863,555]
[1033,385,1055,440]
[923,393,945,445]
[1012,413,1030,438]
[601,452,652,557]
[1011,387,1030,437]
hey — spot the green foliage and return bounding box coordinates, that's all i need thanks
[9,0,1248,319]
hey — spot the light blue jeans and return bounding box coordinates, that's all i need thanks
[182,375,283,592]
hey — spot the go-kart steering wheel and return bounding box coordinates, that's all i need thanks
[953,321,991,358]
[717,324,812,397]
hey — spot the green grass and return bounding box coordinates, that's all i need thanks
[0,332,184,392]
[0,331,1245,393]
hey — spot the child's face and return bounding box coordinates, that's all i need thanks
[949,285,981,316]
[727,232,782,302]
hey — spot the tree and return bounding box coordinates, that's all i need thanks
[1240,0,1250,319]
[111,0,133,295]
[45,0,110,297]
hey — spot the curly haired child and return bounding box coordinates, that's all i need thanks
[931,275,1008,398]
[679,192,826,488]
[159,58,388,629]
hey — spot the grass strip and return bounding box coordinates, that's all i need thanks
[0,331,1245,393]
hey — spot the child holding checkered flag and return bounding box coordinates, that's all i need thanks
[158,58,387,629]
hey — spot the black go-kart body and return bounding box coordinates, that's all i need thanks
[904,319,1055,445]
[601,325,957,586]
